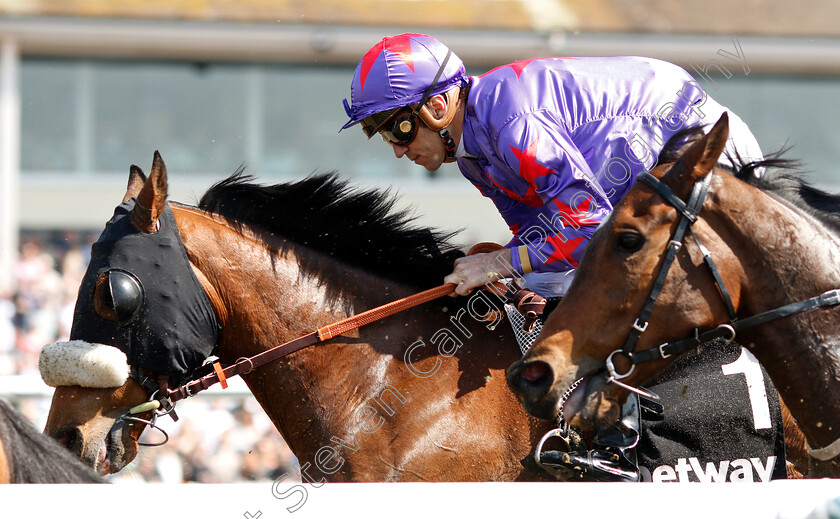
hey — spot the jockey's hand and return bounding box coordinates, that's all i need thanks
[444,248,514,296]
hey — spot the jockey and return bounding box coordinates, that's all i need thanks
[340,33,763,299]
[341,34,786,483]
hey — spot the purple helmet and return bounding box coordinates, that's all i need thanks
[340,33,467,132]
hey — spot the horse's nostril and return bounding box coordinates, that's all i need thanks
[521,362,548,383]
[508,360,554,398]
[54,427,84,458]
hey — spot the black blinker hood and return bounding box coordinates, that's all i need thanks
[70,199,220,387]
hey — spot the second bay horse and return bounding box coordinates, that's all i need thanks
[508,114,839,477]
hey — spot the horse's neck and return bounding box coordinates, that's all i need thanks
[173,207,428,452]
[175,205,393,333]
[173,207,535,479]
[711,175,840,302]
[713,177,840,443]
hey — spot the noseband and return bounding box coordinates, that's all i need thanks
[605,166,840,459]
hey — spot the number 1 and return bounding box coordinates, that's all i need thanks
[721,347,772,430]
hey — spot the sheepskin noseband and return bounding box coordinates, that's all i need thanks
[39,340,129,388]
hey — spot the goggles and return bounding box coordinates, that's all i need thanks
[360,49,452,147]
[362,109,419,146]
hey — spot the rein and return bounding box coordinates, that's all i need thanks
[166,282,456,403]
[126,244,544,445]
[607,168,840,460]
[123,282,458,443]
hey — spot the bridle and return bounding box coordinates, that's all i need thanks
[604,163,718,399]
[603,164,840,460]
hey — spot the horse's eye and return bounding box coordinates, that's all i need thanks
[94,270,143,324]
[615,232,645,253]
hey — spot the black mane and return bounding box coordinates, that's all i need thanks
[0,399,105,483]
[659,124,840,235]
[197,171,464,289]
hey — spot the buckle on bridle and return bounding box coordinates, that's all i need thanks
[631,319,648,333]
[822,289,840,307]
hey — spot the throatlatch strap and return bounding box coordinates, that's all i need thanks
[631,290,840,365]
[734,289,840,332]
[689,228,737,321]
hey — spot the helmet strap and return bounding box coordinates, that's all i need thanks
[411,49,452,119]
[439,128,456,158]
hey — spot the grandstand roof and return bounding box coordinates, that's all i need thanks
[0,0,836,38]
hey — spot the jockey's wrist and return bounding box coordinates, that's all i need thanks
[482,247,515,282]
[508,245,533,275]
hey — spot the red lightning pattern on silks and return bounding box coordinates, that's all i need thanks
[479,57,579,79]
[359,33,426,90]
[543,234,585,267]
[482,170,543,207]
[482,136,554,207]
[552,196,601,230]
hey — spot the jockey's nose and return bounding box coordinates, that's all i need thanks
[391,143,409,158]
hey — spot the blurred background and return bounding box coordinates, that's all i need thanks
[0,0,838,483]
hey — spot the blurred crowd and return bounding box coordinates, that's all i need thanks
[1,232,300,483]
[106,397,300,484]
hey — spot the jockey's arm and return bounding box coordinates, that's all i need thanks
[469,115,610,281]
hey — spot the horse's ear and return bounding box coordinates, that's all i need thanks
[122,165,147,203]
[130,151,168,233]
[693,112,730,179]
[665,112,730,192]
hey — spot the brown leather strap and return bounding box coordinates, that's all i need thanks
[166,243,515,402]
[512,289,547,333]
[317,284,455,340]
[168,331,325,402]
[167,284,457,402]
[467,242,503,255]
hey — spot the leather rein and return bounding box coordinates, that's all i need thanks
[606,168,840,460]
[125,244,546,445]
[122,282,458,444]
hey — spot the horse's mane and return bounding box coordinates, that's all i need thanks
[197,171,465,289]
[0,399,105,483]
[659,124,840,235]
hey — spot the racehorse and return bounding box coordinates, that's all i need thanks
[0,399,104,483]
[40,152,556,481]
[507,113,840,478]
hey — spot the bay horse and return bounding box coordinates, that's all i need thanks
[40,152,556,481]
[507,113,840,477]
[0,399,104,483]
